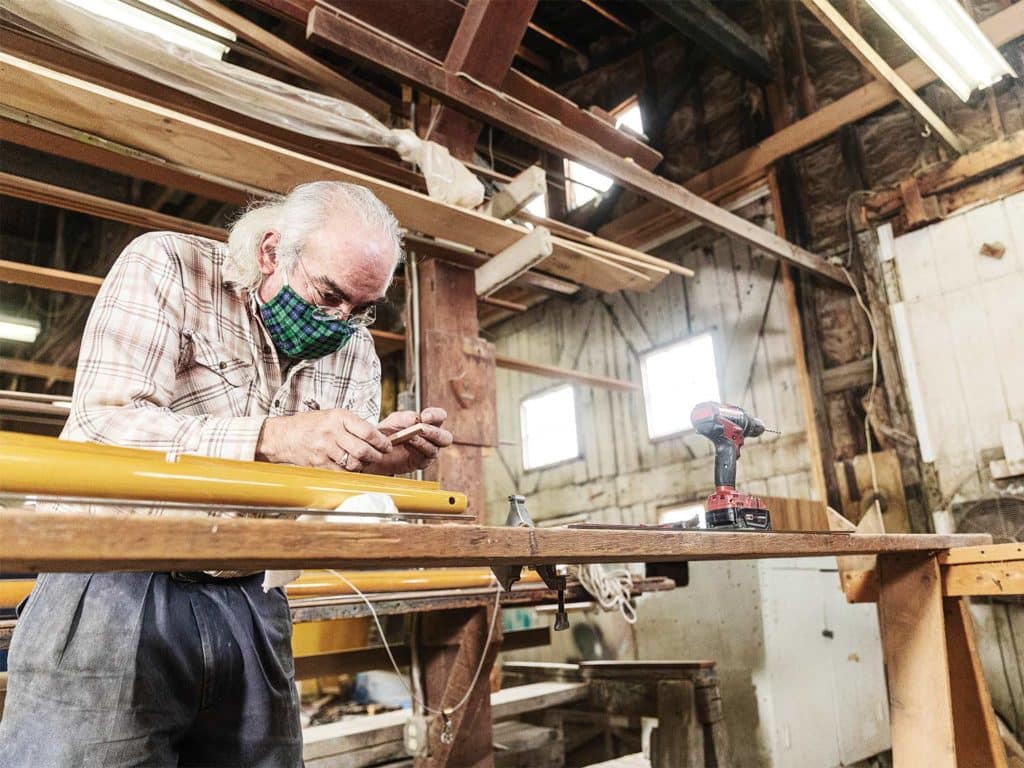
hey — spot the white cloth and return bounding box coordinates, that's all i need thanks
[262,492,402,591]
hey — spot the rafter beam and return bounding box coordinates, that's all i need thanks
[307,8,844,284]
[799,0,965,154]
[0,358,75,382]
[599,3,1024,250]
[641,0,771,84]
[430,0,538,160]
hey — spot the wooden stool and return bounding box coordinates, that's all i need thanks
[579,661,729,768]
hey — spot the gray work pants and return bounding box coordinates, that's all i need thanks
[0,572,302,767]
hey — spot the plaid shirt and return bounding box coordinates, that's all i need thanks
[62,231,381,460]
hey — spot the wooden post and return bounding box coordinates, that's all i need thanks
[419,606,503,768]
[416,258,496,519]
[877,553,956,767]
[652,679,695,768]
[944,597,1010,768]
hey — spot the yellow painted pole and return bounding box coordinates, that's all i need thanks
[0,432,467,513]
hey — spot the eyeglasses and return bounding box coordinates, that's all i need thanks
[291,258,381,328]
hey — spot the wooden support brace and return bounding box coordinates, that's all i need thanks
[944,597,1010,768]
[800,0,966,155]
[475,226,552,298]
[877,553,957,767]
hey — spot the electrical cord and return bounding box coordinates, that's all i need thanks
[326,569,502,721]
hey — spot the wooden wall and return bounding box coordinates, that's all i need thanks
[482,194,816,526]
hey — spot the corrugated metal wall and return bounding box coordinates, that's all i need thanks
[483,194,816,526]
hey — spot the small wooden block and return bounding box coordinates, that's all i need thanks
[390,423,426,446]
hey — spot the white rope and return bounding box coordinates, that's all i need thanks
[569,563,636,624]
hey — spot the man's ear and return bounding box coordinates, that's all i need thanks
[256,231,281,276]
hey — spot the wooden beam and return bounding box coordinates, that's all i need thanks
[600,3,1024,250]
[641,0,772,84]
[877,554,957,768]
[0,358,76,382]
[799,0,965,154]
[307,8,845,284]
[0,260,102,297]
[0,172,228,240]
[821,357,874,394]
[0,508,990,572]
[494,354,638,392]
[179,0,389,119]
[245,0,661,169]
[430,0,538,160]
[0,53,660,294]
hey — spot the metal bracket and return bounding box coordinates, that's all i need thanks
[491,495,569,631]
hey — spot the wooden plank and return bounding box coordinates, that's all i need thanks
[799,0,964,154]
[306,9,844,285]
[0,358,75,382]
[0,508,990,573]
[302,681,589,761]
[476,227,553,297]
[0,53,655,295]
[430,0,538,159]
[600,3,1024,249]
[939,542,1024,565]
[641,0,771,83]
[944,598,1010,768]
[0,259,102,297]
[653,679,693,768]
[943,562,1024,597]
[822,357,873,394]
[180,0,389,118]
[0,171,228,240]
[493,355,638,392]
[876,554,957,768]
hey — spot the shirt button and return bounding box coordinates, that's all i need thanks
[218,361,227,370]
[263,344,271,354]
[274,399,281,408]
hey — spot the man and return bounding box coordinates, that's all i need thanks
[0,181,452,767]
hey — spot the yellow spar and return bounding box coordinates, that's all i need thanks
[0,432,467,514]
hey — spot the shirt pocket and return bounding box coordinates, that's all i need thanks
[177,330,255,416]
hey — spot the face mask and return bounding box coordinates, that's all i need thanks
[259,282,356,359]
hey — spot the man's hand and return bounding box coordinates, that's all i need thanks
[256,408,393,472]
[368,407,453,475]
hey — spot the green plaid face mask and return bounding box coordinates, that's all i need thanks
[259,283,356,359]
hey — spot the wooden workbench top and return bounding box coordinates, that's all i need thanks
[0,507,990,572]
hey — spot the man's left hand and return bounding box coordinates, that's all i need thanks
[365,407,453,475]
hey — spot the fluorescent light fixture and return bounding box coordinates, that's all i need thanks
[0,315,41,344]
[64,0,235,60]
[863,0,1015,102]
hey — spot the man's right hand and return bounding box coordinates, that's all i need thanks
[255,409,393,472]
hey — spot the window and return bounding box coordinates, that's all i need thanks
[66,0,235,59]
[659,502,705,529]
[614,102,644,135]
[563,99,645,210]
[523,192,548,219]
[640,333,721,440]
[564,160,613,210]
[520,385,580,470]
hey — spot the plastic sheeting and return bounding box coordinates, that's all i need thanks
[2,0,484,207]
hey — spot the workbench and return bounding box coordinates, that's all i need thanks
[0,506,1014,767]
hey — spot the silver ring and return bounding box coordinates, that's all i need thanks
[336,451,349,469]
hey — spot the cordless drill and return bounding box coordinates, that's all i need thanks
[690,402,773,531]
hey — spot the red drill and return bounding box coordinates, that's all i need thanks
[690,402,774,531]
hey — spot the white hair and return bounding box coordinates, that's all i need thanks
[224,181,404,289]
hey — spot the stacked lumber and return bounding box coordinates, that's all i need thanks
[0,51,680,295]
